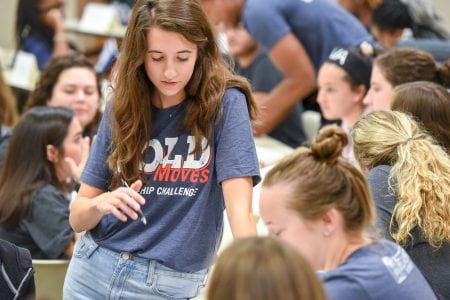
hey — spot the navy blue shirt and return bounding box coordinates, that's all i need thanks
[81,88,260,272]
[242,0,374,71]
[319,240,437,300]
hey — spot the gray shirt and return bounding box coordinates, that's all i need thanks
[0,184,73,259]
[367,165,450,299]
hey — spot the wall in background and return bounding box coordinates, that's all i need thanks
[433,0,450,31]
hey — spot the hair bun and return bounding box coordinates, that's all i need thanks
[311,124,348,164]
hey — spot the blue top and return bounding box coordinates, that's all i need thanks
[22,34,52,71]
[367,165,450,299]
[234,51,306,148]
[319,240,437,300]
[81,88,261,272]
[242,0,374,71]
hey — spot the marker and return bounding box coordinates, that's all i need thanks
[120,179,147,225]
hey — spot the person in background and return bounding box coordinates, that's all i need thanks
[63,0,260,298]
[0,67,19,137]
[0,239,35,299]
[225,24,306,148]
[316,43,374,165]
[352,110,450,299]
[0,107,87,259]
[201,0,374,134]
[337,0,381,29]
[363,47,450,111]
[16,0,71,70]
[25,53,102,139]
[370,0,450,62]
[391,81,450,154]
[259,124,436,300]
[370,0,449,48]
[207,236,328,300]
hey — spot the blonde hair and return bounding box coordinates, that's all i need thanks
[207,237,328,300]
[263,125,375,233]
[352,111,450,247]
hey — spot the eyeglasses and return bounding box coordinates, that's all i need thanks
[37,1,65,14]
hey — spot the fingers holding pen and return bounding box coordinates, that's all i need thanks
[95,185,145,222]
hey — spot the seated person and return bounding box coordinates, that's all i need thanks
[25,53,102,139]
[363,48,450,111]
[352,110,450,299]
[391,81,450,154]
[16,0,71,70]
[370,0,450,62]
[317,44,374,165]
[0,107,87,259]
[260,124,437,299]
[207,236,327,300]
[225,24,306,148]
[0,239,35,299]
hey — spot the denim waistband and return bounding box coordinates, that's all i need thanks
[81,232,208,282]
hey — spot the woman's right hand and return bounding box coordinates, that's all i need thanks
[94,180,146,222]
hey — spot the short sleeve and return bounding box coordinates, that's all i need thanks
[243,2,291,51]
[80,103,113,190]
[23,186,73,259]
[214,89,261,186]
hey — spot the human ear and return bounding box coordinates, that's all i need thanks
[46,144,60,163]
[320,208,340,236]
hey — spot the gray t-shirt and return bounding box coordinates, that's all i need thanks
[0,184,73,259]
[242,0,374,71]
[234,51,306,148]
[82,88,261,272]
[319,240,436,300]
[367,165,450,299]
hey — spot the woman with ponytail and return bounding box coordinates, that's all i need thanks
[260,124,435,300]
[363,47,450,112]
[352,110,450,299]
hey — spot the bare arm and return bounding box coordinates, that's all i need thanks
[69,180,146,233]
[45,9,70,57]
[252,32,316,135]
[222,177,257,237]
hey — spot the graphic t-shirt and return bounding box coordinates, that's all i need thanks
[319,240,437,300]
[81,88,261,272]
[242,0,374,71]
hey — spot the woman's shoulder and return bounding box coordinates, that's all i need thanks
[32,184,67,203]
[367,165,391,181]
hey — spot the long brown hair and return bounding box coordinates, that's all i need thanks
[374,48,450,88]
[25,53,102,137]
[391,81,450,153]
[0,67,18,127]
[0,107,73,228]
[207,237,328,300]
[109,0,255,186]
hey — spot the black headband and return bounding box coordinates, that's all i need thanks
[326,47,372,89]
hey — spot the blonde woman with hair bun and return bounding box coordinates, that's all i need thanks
[260,124,435,300]
[352,110,450,299]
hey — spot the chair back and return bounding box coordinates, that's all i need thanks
[32,259,70,300]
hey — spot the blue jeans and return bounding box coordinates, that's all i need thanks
[63,233,208,300]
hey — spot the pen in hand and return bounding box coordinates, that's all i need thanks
[120,178,147,225]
